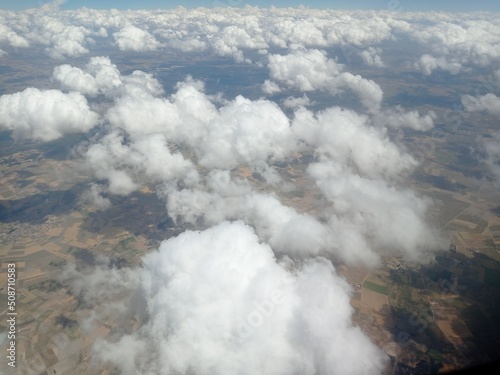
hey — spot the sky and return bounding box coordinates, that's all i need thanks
[1,0,500,12]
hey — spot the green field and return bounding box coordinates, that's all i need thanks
[363,281,389,295]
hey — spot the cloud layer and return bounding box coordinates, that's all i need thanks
[73,221,387,375]
[25,53,448,374]
[1,6,499,75]
[46,57,442,269]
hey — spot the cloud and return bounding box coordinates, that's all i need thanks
[262,79,281,94]
[449,73,500,188]
[461,94,500,181]
[23,13,92,59]
[359,47,385,67]
[375,106,436,131]
[100,72,293,171]
[87,221,387,375]
[0,88,99,141]
[462,93,500,118]
[83,131,199,196]
[0,23,29,48]
[167,36,207,52]
[40,0,66,13]
[307,162,443,264]
[52,56,123,97]
[292,106,415,178]
[484,135,500,181]
[82,183,112,210]
[289,107,443,263]
[266,49,383,113]
[282,94,312,109]
[162,185,328,259]
[414,54,462,76]
[53,64,99,96]
[408,17,500,72]
[268,49,343,92]
[197,96,293,169]
[331,72,383,113]
[60,260,142,320]
[113,24,162,52]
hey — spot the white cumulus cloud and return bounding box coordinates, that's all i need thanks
[113,24,163,52]
[87,221,387,375]
[0,88,99,141]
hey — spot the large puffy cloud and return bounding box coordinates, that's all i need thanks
[261,10,393,48]
[266,49,383,113]
[102,73,294,171]
[42,23,90,59]
[105,78,213,141]
[0,88,99,141]
[290,107,442,263]
[404,15,500,75]
[113,24,162,52]
[52,56,123,97]
[21,12,93,59]
[53,64,99,96]
[53,55,164,101]
[198,96,294,169]
[268,49,343,92]
[211,24,268,62]
[306,162,442,264]
[292,106,416,178]
[83,221,387,375]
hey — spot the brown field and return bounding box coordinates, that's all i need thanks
[360,289,389,312]
[436,317,472,342]
[339,265,368,285]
